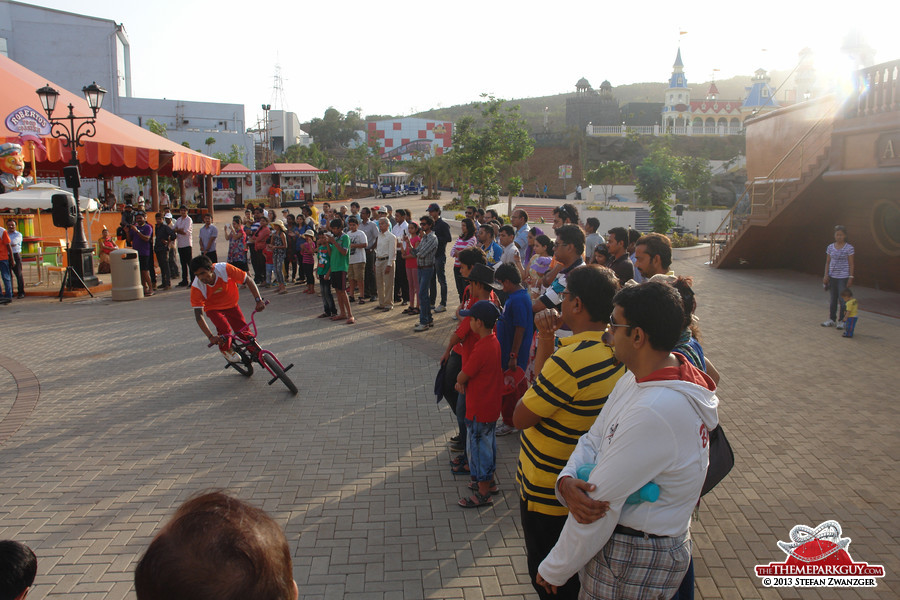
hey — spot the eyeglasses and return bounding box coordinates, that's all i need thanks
[559,290,575,301]
[608,313,631,329]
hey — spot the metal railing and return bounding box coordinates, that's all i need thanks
[708,111,833,264]
[585,124,743,137]
[844,59,900,118]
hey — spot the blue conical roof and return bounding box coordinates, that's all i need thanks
[673,47,684,68]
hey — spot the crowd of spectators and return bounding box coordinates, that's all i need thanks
[14,198,722,600]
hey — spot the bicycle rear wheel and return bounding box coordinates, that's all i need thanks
[262,353,298,395]
[229,344,254,377]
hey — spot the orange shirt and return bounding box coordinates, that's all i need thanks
[190,263,247,311]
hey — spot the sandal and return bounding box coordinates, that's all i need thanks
[458,491,493,508]
[330,314,346,321]
[317,313,330,318]
[449,455,467,467]
[345,318,356,325]
[468,480,500,495]
[450,462,470,475]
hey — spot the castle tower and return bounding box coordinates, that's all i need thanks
[662,48,691,128]
[742,68,780,118]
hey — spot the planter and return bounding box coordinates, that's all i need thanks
[672,243,710,260]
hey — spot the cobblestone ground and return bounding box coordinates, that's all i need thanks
[0,217,897,599]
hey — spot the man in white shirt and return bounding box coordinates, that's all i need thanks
[346,216,368,303]
[174,206,194,287]
[199,214,218,263]
[374,217,397,311]
[5,219,24,298]
[391,209,410,305]
[537,282,718,600]
[359,207,380,303]
[583,218,604,264]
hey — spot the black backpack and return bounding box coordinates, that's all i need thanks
[701,424,734,496]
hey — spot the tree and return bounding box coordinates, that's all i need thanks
[307,107,366,153]
[406,149,450,200]
[181,141,191,148]
[635,142,682,233]
[585,161,632,207]
[279,143,328,169]
[205,136,216,155]
[342,144,370,188]
[451,95,534,207]
[147,119,168,138]
[213,144,247,166]
[506,175,523,217]
[679,156,712,209]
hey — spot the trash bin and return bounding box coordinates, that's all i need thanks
[110,248,144,301]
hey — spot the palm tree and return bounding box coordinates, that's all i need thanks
[205,137,216,155]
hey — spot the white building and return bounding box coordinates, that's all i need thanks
[117,97,254,168]
[0,0,254,167]
[0,0,131,113]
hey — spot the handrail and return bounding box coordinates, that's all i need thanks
[708,110,833,264]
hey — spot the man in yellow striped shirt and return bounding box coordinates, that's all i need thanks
[514,265,625,600]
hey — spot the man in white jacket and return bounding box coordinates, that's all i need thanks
[537,281,719,600]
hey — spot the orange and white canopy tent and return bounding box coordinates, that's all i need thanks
[0,54,219,177]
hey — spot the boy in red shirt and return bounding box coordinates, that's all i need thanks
[455,300,503,508]
[190,255,266,361]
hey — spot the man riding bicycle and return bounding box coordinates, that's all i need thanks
[190,255,266,361]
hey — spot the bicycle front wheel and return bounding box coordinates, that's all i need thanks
[229,343,254,377]
[262,353,298,395]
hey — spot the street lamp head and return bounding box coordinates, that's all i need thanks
[82,82,107,116]
[36,83,60,117]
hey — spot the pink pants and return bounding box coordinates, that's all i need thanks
[406,265,419,308]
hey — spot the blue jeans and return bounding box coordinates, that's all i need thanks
[455,390,467,456]
[0,260,12,298]
[828,277,848,321]
[465,419,497,482]
[430,252,447,307]
[418,266,434,325]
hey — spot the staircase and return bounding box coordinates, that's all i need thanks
[710,110,834,267]
[632,208,651,232]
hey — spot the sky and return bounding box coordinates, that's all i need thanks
[26,0,900,128]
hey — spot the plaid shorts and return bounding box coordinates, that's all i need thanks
[579,531,691,600]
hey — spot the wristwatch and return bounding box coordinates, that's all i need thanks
[255,297,263,302]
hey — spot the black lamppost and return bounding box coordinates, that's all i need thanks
[36,81,106,288]
[261,104,271,167]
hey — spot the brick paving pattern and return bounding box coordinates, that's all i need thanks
[0,208,897,599]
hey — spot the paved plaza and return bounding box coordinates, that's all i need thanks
[1,206,898,599]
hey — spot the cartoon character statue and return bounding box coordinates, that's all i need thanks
[0,143,32,192]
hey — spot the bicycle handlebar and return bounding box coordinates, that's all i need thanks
[207,299,270,347]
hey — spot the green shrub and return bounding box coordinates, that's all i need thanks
[671,232,699,248]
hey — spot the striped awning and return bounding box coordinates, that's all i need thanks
[1,54,219,177]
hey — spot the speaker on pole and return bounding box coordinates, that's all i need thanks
[51,193,78,228]
[63,165,81,189]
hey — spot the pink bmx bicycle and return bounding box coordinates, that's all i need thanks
[207,301,297,395]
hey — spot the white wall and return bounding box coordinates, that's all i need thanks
[0,2,128,112]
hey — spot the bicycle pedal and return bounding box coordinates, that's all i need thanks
[283,363,294,372]
[267,375,278,386]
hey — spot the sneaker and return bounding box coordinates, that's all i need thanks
[496,423,516,436]
[821,319,835,327]
[836,321,845,330]
[222,349,241,363]
[451,314,459,321]
[434,305,447,313]
[449,435,461,444]
[413,323,429,332]
[449,441,465,452]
